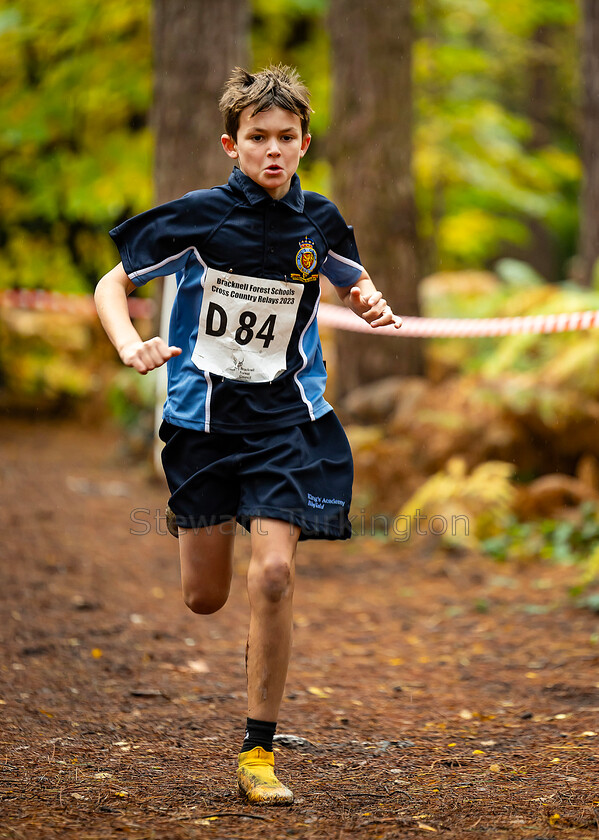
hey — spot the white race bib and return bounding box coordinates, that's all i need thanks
[192,268,305,383]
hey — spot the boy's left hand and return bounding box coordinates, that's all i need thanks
[349,287,402,329]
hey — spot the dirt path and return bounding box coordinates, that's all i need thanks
[1,418,598,839]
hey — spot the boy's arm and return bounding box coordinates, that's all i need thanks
[94,262,182,375]
[333,271,402,329]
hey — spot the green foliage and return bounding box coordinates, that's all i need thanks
[414,0,580,274]
[0,0,153,293]
[481,503,599,606]
[481,503,599,565]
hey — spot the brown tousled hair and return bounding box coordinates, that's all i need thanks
[219,65,311,140]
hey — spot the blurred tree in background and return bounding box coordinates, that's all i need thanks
[329,0,423,389]
[153,0,249,202]
[148,0,248,456]
[579,0,599,287]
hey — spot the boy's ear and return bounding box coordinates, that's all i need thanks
[299,133,311,158]
[221,134,238,159]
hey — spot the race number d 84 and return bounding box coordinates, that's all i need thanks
[192,268,305,383]
[205,303,277,349]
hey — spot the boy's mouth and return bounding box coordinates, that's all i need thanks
[266,165,283,172]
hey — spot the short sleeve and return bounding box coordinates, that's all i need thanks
[304,194,364,287]
[109,192,210,287]
[319,223,364,287]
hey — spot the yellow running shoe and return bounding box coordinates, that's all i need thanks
[237,746,293,805]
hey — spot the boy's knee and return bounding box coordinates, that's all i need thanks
[250,554,294,603]
[183,588,227,615]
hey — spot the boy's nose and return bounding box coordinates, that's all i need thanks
[267,141,281,156]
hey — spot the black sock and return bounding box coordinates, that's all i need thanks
[240,717,277,753]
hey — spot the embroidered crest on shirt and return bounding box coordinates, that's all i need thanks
[291,238,319,282]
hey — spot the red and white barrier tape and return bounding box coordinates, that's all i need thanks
[318,302,599,338]
[2,289,599,338]
[0,289,155,320]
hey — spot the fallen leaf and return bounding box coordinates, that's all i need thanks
[186,659,210,674]
[307,686,329,698]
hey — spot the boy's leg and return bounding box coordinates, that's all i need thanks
[237,517,300,805]
[246,517,299,720]
[178,522,236,614]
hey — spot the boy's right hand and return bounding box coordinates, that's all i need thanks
[119,337,182,375]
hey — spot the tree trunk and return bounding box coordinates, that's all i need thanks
[152,0,250,203]
[580,0,599,287]
[328,0,422,396]
[151,0,249,468]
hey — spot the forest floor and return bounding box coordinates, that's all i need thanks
[1,417,599,840]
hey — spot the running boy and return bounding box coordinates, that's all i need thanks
[95,65,400,805]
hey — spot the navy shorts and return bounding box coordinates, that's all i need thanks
[159,411,353,541]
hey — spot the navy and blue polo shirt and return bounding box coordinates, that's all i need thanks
[109,167,364,434]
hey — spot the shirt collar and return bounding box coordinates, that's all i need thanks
[229,167,305,213]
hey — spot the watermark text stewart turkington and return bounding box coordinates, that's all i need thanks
[129,507,469,542]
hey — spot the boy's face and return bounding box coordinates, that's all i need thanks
[221,106,310,200]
